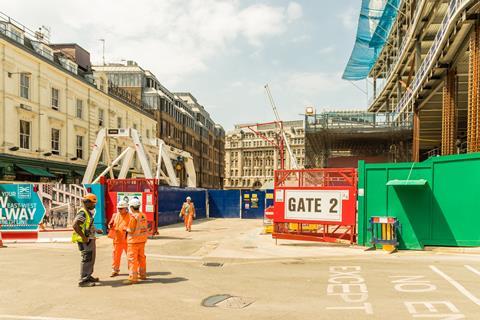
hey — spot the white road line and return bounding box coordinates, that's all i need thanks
[465,265,480,277]
[0,315,85,320]
[430,265,480,306]
[147,253,202,261]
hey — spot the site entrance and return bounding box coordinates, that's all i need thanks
[273,168,357,243]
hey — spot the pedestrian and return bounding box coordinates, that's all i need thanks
[72,193,102,287]
[179,196,196,232]
[124,198,148,285]
[108,200,130,277]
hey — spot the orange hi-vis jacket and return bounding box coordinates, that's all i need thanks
[127,212,148,244]
[110,213,130,244]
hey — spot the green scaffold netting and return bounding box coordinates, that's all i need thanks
[342,0,400,80]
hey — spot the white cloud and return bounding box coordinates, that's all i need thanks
[318,46,335,54]
[339,6,359,30]
[0,0,302,85]
[286,2,303,22]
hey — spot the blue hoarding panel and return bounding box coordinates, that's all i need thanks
[84,183,106,233]
[208,190,241,218]
[157,187,207,226]
[241,190,265,219]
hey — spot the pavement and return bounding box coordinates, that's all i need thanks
[1,218,480,319]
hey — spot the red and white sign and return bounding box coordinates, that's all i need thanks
[284,190,344,222]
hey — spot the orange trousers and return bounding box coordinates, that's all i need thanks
[183,214,193,231]
[112,242,127,273]
[127,242,146,281]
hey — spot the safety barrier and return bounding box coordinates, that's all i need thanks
[367,216,400,252]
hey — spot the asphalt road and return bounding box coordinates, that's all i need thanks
[1,219,479,319]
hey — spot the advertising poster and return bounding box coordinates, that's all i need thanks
[117,192,143,209]
[0,184,45,233]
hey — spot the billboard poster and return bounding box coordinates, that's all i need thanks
[0,184,45,232]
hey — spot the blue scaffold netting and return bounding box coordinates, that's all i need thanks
[342,0,400,80]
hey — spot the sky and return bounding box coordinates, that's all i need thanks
[0,0,365,131]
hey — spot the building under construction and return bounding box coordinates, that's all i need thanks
[305,111,412,168]
[336,0,480,163]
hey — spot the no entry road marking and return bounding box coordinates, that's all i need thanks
[430,265,480,306]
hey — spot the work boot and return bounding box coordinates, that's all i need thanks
[110,271,119,277]
[87,276,99,282]
[122,279,138,285]
[139,275,147,280]
[78,281,95,287]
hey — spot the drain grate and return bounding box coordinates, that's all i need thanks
[202,294,255,309]
[203,262,224,267]
[243,246,257,249]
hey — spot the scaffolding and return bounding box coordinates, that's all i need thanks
[305,111,412,168]
[441,68,457,155]
[468,23,480,153]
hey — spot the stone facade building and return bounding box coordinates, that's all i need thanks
[93,63,225,188]
[224,120,305,189]
[0,16,158,183]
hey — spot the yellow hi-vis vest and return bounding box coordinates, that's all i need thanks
[71,208,92,243]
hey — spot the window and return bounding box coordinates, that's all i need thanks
[51,128,60,155]
[20,74,30,99]
[76,99,83,119]
[51,88,59,110]
[146,129,150,139]
[117,146,122,156]
[117,116,122,128]
[98,109,104,126]
[76,135,84,159]
[19,120,31,149]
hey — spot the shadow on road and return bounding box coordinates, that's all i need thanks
[99,275,188,288]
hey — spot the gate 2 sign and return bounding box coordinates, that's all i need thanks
[285,190,343,222]
[0,184,45,231]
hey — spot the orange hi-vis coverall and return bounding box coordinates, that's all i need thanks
[126,212,148,282]
[108,212,130,273]
[180,202,195,231]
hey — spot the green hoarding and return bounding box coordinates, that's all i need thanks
[358,153,480,249]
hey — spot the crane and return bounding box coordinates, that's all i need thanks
[264,84,299,169]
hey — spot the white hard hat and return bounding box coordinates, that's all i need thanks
[128,198,141,208]
[186,196,191,201]
[117,200,128,209]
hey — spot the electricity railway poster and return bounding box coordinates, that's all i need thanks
[0,184,45,232]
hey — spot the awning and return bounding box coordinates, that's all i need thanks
[386,179,427,186]
[16,164,56,178]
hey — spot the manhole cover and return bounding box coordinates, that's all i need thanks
[203,262,224,267]
[202,294,231,307]
[202,295,255,309]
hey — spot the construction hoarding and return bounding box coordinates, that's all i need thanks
[358,153,480,249]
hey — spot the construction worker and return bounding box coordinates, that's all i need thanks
[108,200,130,277]
[179,196,196,232]
[124,198,148,284]
[72,193,102,287]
